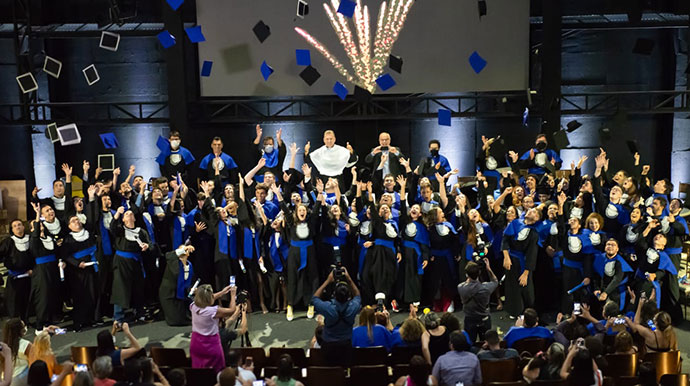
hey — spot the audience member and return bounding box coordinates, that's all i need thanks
[73,371,95,386]
[522,342,565,383]
[625,303,677,352]
[439,313,461,333]
[559,341,603,386]
[92,356,116,386]
[165,369,186,386]
[636,361,658,386]
[96,322,143,366]
[189,284,236,373]
[266,354,304,386]
[392,355,438,386]
[352,306,392,350]
[226,350,256,385]
[215,367,236,386]
[457,259,498,342]
[502,308,553,348]
[2,318,32,382]
[138,358,170,386]
[431,331,481,386]
[27,359,73,386]
[613,331,637,355]
[477,330,519,361]
[0,343,14,386]
[390,318,425,348]
[421,312,449,365]
[27,331,61,379]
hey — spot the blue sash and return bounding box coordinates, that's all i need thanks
[403,240,424,275]
[176,261,194,300]
[243,228,260,260]
[269,234,289,273]
[143,216,156,245]
[156,136,195,166]
[358,238,368,275]
[563,258,584,276]
[431,248,457,280]
[290,240,313,271]
[73,245,99,272]
[35,254,56,265]
[199,152,237,171]
[665,247,682,255]
[508,250,526,273]
[115,250,144,277]
[218,221,237,258]
[374,239,396,256]
[263,148,279,168]
[8,269,28,278]
[100,211,115,256]
[552,251,563,272]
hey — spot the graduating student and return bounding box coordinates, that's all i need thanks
[500,208,540,318]
[156,131,196,182]
[360,181,400,305]
[199,136,239,185]
[305,130,358,186]
[395,175,429,307]
[264,213,289,313]
[252,125,287,181]
[159,244,195,326]
[28,203,62,329]
[110,205,152,323]
[275,184,321,321]
[518,134,562,176]
[593,153,630,237]
[0,218,33,320]
[416,140,451,191]
[31,163,74,222]
[592,239,633,312]
[316,178,350,281]
[62,185,100,330]
[634,222,678,309]
[95,192,116,319]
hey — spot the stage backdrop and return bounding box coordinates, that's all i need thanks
[197,0,530,96]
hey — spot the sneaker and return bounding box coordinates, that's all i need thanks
[391,300,400,313]
[307,305,315,319]
[286,305,294,321]
[447,301,455,313]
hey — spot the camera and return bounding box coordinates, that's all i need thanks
[575,337,586,350]
[236,290,249,304]
[375,292,386,313]
[380,146,389,152]
[332,264,345,283]
[333,245,342,265]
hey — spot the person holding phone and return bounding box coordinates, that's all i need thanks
[189,284,236,373]
[365,132,406,180]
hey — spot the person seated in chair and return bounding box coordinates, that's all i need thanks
[477,330,519,361]
[503,308,553,348]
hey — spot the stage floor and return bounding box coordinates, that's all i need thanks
[40,308,690,373]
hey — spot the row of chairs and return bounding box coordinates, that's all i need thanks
[480,351,683,386]
[485,373,688,386]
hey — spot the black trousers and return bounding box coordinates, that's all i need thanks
[464,314,492,343]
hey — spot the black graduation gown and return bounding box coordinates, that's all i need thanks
[423,221,460,305]
[397,199,429,304]
[0,234,33,319]
[36,182,74,223]
[361,196,399,305]
[95,208,116,319]
[159,250,193,326]
[62,200,99,327]
[558,223,593,313]
[109,218,151,309]
[281,200,320,307]
[29,227,61,327]
[500,219,538,317]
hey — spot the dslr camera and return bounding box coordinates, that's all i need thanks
[375,292,386,313]
[332,264,346,283]
[236,289,249,304]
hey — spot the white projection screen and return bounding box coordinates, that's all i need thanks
[197,0,530,97]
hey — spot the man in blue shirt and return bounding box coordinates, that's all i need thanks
[312,267,361,366]
[503,308,553,348]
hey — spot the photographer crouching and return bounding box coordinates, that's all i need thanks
[312,266,361,367]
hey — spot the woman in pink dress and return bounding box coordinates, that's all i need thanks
[189,284,236,373]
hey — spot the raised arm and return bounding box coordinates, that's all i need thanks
[435,172,448,208]
[244,158,266,186]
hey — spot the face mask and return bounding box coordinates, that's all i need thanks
[536,141,547,151]
[430,149,439,157]
[264,145,274,153]
[170,140,181,149]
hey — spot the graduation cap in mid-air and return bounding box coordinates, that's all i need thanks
[337,0,356,18]
[468,51,487,74]
[353,86,372,102]
[299,65,320,86]
[157,31,176,49]
[201,60,213,77]
[253,21,271,43]
[565,120,582,133]
[375,73,396,91]
[438,109,451,126]
[99,31,120,51]
[388,54,403,73]
[185,26,206,43]
[552,129,570,151]
[333,82,348,100]
[57,123,81,146]
[99,133,119,149]
[98,154,115,172]
[478,0,487,18]
[296,0,309,18]
[16,72,38,94]
[83,64,100,86]
[45,123,59,143]
[43,56,62,79]
[260,61,274,81]
[296,49,311,66]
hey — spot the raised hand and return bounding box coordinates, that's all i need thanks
[116,206,125,215]
[641,165,650,175]
[301,163,312,178]
[83,160,90,174]
[257,157,266,168]
[316,178,324,193]
[276,128,283,143]
[113,167,121,176]
[577,155,588,169]
[255,124,263,139]
[557,191,567,206]
[129,164,136,175]
[87,184,97,199]
[61,163,72,176]
[32,186,42,198]
[346,142,354,153]
[195,221,207,233]
[508,150,519,163]
[304,141,311,155]
[351,166,358,181]
[289,142,299,155]
[633,152,640,166]
[395,175,406,188]
[399,157,410,168]
[283,171,291,182]
[31,202,41,214]
[200,180,210,195]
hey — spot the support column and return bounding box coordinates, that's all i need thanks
[671,21,690,197]
[540,0,561,142]
[162,3,190,134]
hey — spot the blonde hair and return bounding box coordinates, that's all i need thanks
[194,284,214,308]
[358,306,376,342]
[654,312,678,351]
[28,331,53,364]
[400,319,426,343]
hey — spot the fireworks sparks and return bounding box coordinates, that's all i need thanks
[295,0,415,93]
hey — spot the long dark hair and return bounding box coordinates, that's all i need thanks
[408,355,430,386]
[27,360,51,386]
[96,330,116,357]
[276,354,294,382]
[568,349,595,386]
[2,318,25,361]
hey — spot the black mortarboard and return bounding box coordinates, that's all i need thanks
[252,21,271,43]
[478,0,487,18]
[299,65,320,86]
[388,54,403,73]
[354,85,372,102]
[553,129,570,151]
[296,0,309,18]
[565,120,582,132]
[626,140,639,155]
[487,137,508,168]
[633,38,654,55]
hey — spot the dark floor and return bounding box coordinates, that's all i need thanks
[30,307,690,373]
